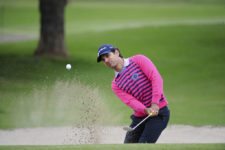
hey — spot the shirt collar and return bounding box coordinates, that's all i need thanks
[115,58,130,77]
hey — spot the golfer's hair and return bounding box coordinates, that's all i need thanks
[112,48,123,58]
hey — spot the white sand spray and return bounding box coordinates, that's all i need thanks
[13,78,111,144]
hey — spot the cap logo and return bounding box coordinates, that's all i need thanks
[97,44,115,62]
[98,47,107,56]
[99,47,106,51]
[97,46,113,56]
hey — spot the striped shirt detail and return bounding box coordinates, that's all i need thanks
[115,60,153,107]
[116,64,139,84]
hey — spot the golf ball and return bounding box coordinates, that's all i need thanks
[66,64,72,70]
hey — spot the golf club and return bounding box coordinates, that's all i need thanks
[123,113,153,132]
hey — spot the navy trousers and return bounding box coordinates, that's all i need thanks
[124,106,170,143]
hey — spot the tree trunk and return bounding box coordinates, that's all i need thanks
[35,0,68,58]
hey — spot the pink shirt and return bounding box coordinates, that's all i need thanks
[112,54,168,117]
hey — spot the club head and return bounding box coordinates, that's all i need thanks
[123,126,134,132]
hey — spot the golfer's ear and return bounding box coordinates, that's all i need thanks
[115,49,120,56]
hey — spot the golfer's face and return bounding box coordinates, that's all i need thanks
[101,52,118,68]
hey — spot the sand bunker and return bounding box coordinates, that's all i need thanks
[0,125,225,145]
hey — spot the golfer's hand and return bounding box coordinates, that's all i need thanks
[145,103,159,116]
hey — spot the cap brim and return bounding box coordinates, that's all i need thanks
[97,57,101,63]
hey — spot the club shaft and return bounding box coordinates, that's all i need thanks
[132,113,152,130]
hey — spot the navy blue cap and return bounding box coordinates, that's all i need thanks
[97,44,115,62]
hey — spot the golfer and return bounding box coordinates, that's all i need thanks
[97,44,170,143]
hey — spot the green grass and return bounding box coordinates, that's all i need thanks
[0,144,225,150]
[0,0,225,128]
